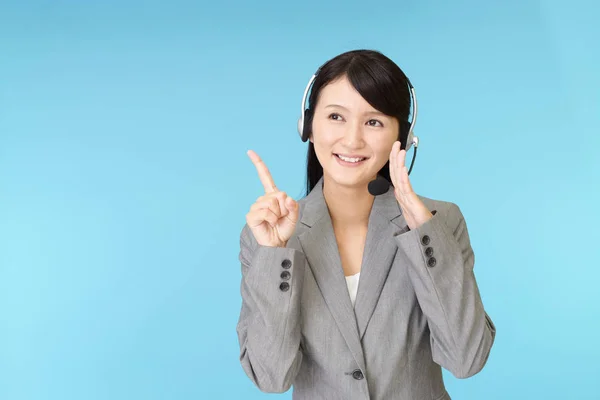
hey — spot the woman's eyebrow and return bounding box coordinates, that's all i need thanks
[324,104,386,116]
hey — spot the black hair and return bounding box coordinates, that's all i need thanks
[302,49,412,197]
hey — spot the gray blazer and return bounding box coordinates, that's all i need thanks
[236,176,496,399]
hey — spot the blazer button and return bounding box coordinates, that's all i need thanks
[351,369,364,380]
[281,259,292,269]
[425,247,434,257]
[279,282,290,291]
[280,271,291,280]
[427,257,437,267]
[421,235,431,245]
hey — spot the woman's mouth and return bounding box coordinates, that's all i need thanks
[334,153,369,167]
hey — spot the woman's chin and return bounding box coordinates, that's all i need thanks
[325,169,372,189]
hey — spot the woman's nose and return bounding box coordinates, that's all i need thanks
[341,122,365,147]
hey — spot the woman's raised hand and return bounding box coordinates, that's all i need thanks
[245,150,299,247]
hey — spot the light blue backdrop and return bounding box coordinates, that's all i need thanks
[1,1,598,399]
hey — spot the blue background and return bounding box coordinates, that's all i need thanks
[1,0,599,399]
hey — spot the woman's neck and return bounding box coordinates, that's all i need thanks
[322,176,375,228]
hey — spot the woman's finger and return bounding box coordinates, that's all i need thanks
[284,196,299,223]
[389,141,399,188]
[273,191,289,218]
[396,150,415,198]
[248,150,278,193]
[250,198,281,217]
[401,165,414,194]
[246,207,279,228]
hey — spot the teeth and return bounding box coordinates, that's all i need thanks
[337,154,365,163]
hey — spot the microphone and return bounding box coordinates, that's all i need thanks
[368,175,391,196]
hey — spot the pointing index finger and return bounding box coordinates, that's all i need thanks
[247,150,277,193]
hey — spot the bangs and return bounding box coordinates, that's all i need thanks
[345,57,410,120]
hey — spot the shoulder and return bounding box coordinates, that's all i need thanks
[296,195,310,215]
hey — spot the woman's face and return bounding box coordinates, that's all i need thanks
[310,75,399,190]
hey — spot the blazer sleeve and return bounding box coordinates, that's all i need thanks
[235,224,306,393]
[394,202,496,379]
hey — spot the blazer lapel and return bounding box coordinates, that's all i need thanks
[296,177,366,372]
[353,185,408,341]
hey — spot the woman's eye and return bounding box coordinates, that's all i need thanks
[367,119,383,127]
[328,113,343,121]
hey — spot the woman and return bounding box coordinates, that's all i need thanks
[236,49,496,400]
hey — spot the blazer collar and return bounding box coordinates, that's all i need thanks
[296,175,409,373]
[299,175,407,230]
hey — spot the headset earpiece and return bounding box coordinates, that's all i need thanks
[297,109,311,142]
[299,109,313,142]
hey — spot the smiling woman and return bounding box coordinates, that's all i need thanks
[236,49,496,400]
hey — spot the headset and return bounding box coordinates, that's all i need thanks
[296,64,420,177]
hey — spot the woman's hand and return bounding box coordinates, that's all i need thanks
[389,141,433,230]
[246,150,299,247]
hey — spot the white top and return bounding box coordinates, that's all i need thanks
[345,272,360,307]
